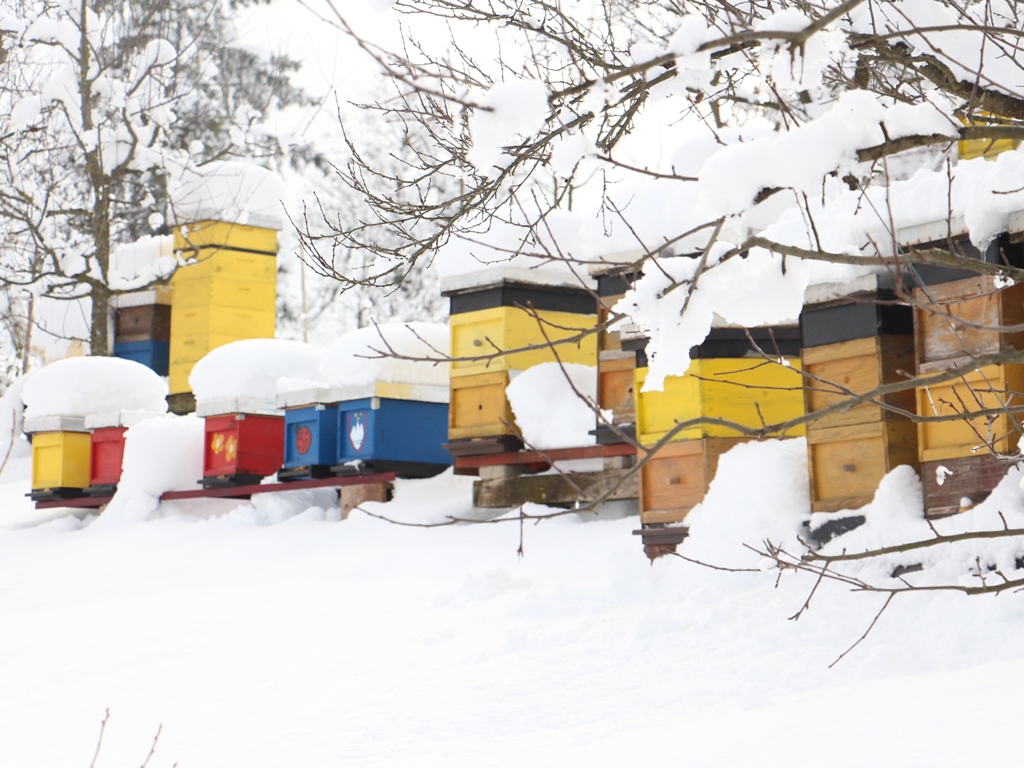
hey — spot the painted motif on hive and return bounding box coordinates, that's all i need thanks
[347,411,367,453]
[211,432,238,462]
[294,426,312,456]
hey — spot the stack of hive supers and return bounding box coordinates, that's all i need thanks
[25,416,91,502]
[799,275,918,514]
[112,289,172,376]
[168,221,278,399]
[633,324,804,549]
[441,268,598,457]
[588,263,642,445]
[901,217,1024,517]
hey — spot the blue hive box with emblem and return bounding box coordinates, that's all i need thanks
[277,382,452,480]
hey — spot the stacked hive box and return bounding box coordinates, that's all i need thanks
[800,278,918,513]
[169,221,278,397]
[278,382,452,481]
[112,289,172,375]
[82,411,162,496]
[442,270,598,456]
[589,265,641,445]
[24,416,91,502]
[900,220,1024,516]
[634,327,804,531]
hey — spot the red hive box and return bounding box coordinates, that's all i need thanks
[90,427,127,490]
[203,412,284,486]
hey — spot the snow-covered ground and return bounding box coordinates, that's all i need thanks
[2,439,1023,766]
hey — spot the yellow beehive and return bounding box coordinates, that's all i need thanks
[449,371,518,441]
[916,364,1024,462]
[449,306,597,377]
[169,221,279,394]
[959,113,1020,161]
[31,431,92,491]
[634,358,806,444]
[173,220,278,255]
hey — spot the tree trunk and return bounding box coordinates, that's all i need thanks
[90,282,110,356]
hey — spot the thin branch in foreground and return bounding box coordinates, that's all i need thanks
[829,593,895,669]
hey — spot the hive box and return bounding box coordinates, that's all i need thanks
[896,217,1024,286]
[24,416,91,502]
[638,438,746,525]
[82,411,163,496]
[196,398,284,488]
[800,285,920,513]
[112,289,173,375]
[921,454,1009,518]
[443,268,598,453]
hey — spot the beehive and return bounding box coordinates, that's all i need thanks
[633,356,805,444]
[112,289,172,376]
[197,399,284,487]
[800,287,920,513]
[633,328,804,528]
[169,220,278,394]
[443,270,598,453]
[959,112,1020,161]
[25,416,91,501]
[921,454,1009,518]
[912,276,1024,373]
[82,411,161,495]
[591,266,641,444]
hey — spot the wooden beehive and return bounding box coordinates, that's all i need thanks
[592,266,641,444]
[112,289,173,376]
[638,438,746,525]
[633,357,806,444]
[25,416,91,501]
[169,220,278,394]
[912,275,1024,373]
[896,219,1024,287]
[800,289,920,513]
[197,399,284,487]
[921,453,1009,518]
[916,363,1024,462]
[443,270,598,453]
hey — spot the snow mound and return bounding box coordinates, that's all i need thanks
[95,415,204,528]
[170,160,285,229]
[321,323,449,388]
[190,339,322,404]
[21,357,168,419]
[505,363,599,449]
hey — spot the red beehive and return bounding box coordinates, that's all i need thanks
[202,410,284,487]
[90,427,127,490]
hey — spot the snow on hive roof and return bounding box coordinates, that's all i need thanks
[439,266,595,295]
[21,357,169,421]
[189,339,323,407]
[169,161,285,230]
[320,323,449,389]
[505,362,597,450]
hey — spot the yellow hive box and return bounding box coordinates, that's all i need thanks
[634,358,806,444]
[959,112,1020,162]
[173,249,277,283]
[171,275,277,310]
[450,306,597,377]
[169,333,265,393]
[449,370,517,440]
[171,305,276,338]
[916,364,1024,462]
[32,431,91,491]
[174,221,278,255]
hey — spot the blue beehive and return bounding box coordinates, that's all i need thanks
[336,397,450,477]
[113,340,170,376]
[277,383,452,480]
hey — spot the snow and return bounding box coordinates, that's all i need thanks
[189,339,323,404]
[468,80,550,172]
[20,357,168,420]
[4,439,1024,765]
[320,323,449,388]
[169,160,286,229]
[109,234,176,291]
[505,363,600,449]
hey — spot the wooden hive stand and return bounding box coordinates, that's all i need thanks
[800,276,918,513]
[898,214,1024,517]
[169,220,279,401]
[112,288,172,376]
[633,326,804,554]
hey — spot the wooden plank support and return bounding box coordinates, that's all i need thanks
[454,442,636,470]
[473,467,638,508]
